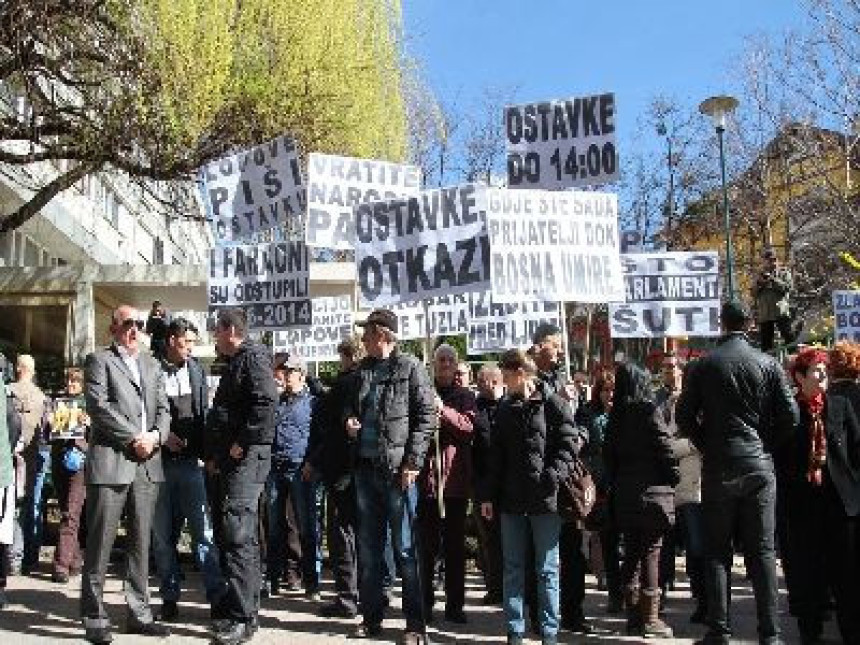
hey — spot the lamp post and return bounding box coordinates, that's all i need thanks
[699,95,739,300]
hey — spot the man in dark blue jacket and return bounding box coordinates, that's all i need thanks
[151,318,226,622]
[266,353,323,601]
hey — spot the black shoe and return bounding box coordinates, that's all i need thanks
[507,634,524,645]
[52,571,70,584]
[690,606,707,624]
[210,619,232,634]
[159,600,178,622]
[607,595,624,614]
[213,621,254,645]
[563,619,593,634]
[445,608,468,624]
[481,591,502,605]
[320,602,357,618]
[84,627,113,644]
[351,623,383,638]
[125,621,170,637]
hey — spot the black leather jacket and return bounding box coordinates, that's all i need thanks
[676,333,798,478]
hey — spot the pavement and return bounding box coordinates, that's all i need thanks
[0,555,842,644]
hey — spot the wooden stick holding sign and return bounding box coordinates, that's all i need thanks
[559,301,572,381]
[422,299,446,520]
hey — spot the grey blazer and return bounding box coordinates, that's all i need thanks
[84,344,171,485]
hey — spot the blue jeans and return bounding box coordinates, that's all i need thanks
[15,445,50,570]
[500,512,562,638]
[152,457,225,603]
[266,462,323,590]
[354,465,424,631]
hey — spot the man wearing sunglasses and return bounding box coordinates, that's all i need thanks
[81,305,171,644]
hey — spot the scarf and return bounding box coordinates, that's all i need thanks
[797,390,826,486]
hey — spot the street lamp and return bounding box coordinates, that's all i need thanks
[699,95,739,299]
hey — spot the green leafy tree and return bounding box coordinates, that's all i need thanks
[0,0,408,231]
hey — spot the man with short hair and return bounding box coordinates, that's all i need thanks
[81,305,171,644]
[266,353,323,601]
[677,301,799,645]
[345,309,435,644]
[308,337,364,618]
[531,324,591,634]
[754,249,794,352]
[531,323,567,395]
[151,318,226,622]
[206,308,277,645]
[9,354,48,574]
[473,363,504,604]
[418,343,476,624]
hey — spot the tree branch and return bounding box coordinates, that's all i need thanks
[0,160,100,232]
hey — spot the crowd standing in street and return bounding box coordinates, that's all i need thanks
[0,302,859,645]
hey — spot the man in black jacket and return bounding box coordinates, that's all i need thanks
[677,301,799,645]
[152,318,225,622]
[306,337,363,618]
[344,309,435,645]
[206,309,278,645]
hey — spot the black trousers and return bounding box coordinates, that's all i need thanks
[702,469,779,644]
[418,497,467,613]
[759,317,793,352]
[212,446,271,623]
[559,522,587,625]
[599,527,623,602]
[327,484,358,612]
[475,510,503,599]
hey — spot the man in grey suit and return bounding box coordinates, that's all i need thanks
[81,304,172,644]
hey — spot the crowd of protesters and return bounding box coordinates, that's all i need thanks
[0,299,857,645]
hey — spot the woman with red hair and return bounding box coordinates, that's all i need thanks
[784,346,860,644]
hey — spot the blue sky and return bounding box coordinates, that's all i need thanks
[403,1,809,156]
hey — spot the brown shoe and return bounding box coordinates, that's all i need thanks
[625,586,641,635]
[639,592,673,639]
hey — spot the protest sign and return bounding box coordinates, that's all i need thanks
[609,251,721,338]
[360,296,469,341]
[209,240,311,330]
[506,93,618,190]
[355,184,491,308]
[273,295,353,362]
[467,295,561,354]
[833,290,860,342]
[486,188,624,303]
[198,135,305,244]
[306,153,421,249]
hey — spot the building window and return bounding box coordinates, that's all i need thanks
[0,233,13,267]
[24,237,40,266]
[153,237,164,264]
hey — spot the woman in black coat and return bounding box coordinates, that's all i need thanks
[605,362,677,639]
[479,349,581,645]
[786,344,860,644]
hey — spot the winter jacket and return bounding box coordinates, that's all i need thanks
[308,366,358,490]
[206,340,278,464]
[676,333,799,479]
[272,388,317,465]
[537,363,567,397]
[820,381,860,516]
[606,400,679,531]
[479,388,583,515]
[656,393,702,507]
[754,267,792,323]
[579,401,611,491]
[472,395,499,486]
[420,382,476,499]
[342,349,435,473]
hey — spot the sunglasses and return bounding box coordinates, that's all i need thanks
[120,318,145,330]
